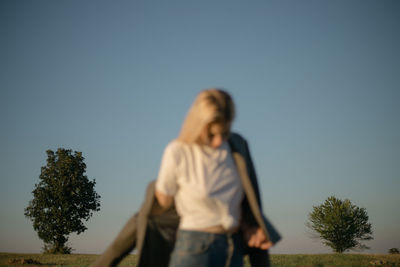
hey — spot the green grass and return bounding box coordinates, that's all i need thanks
[0,253,135,267]
[1,252,399,267]
[269,254,400,267]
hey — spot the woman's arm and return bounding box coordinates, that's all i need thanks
[155,190,174,210]
[154,142,179,214]
[150,190,174,216]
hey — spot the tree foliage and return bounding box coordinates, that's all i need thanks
[307,196,373,253]
[389,248,400,254]
[25,148,101,254]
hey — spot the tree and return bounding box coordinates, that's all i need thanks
[25,148,101,254]
[389,248,399,254]
[306,196,373,253]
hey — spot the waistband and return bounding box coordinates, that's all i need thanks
[180,224,239,234]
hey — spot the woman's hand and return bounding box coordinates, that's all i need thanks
[244,227,273,250]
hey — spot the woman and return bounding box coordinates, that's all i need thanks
[155,89,275,267]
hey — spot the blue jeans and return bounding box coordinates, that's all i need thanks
[168,230,243,267]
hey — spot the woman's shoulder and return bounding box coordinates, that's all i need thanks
[228,132,252,156]
[229,132,246,141]
[159,140,187,165]
[163,139,189,157]
[165,139,184,151]
[229,132,248,146]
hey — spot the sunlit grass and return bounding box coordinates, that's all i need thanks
[269,254,400,267]
[0,253,136,267]
[1,252,399,267]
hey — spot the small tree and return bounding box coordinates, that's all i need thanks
[306,196,373,253]
[25,148,101,254]
[389,248,399,254]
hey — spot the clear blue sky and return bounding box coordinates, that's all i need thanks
[1,0,399,254]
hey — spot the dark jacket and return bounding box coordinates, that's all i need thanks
[93,133,281,267]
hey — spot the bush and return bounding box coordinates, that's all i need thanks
[307,196,373,253]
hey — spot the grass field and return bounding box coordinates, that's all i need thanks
[1,252,399,267]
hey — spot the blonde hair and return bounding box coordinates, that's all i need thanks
[177,89,235,144]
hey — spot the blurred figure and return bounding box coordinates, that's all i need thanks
[155,89,280,267]
[93,89,281,267]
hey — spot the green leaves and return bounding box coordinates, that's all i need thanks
[307,196,373,253]
[25,148,101,254]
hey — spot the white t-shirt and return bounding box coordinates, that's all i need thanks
[155,140,244,231]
